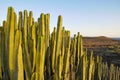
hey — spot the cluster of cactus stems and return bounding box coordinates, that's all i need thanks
[0,7,120,80]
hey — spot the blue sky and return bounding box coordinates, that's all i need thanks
[0,0,120,37]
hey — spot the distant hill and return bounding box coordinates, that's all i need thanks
[83,36,120,48]
[83,36,120,66]
[112,38,120,40]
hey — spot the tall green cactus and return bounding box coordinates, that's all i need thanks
[36,13,46,80]
[14,12,18,32]
[31,72,38,80]
[87,51,95,80]
[94,56,102,80]
[44,14,50,48]
[54,15,63,80]
[76,32,81,71]
[63,32,71,80]
[36,36,45,80]
[39,13,45,36]
[2,20,9,80]
[18,11,22,30]
[50,27,56,75]
[28,11,34,67]
[14,30,24,80]
[0,7,120,80]
[55,15,63,61]
[70,34,77,80]
[7,7,15,80]
[58,38,64,80]
[22,10,32,80]
[31,24,37,72]
[102,62,109,80]
[44,14,51,79]
[0,27,3,79]
[75,33,88,80]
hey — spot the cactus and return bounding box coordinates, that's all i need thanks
[44,14,50,48]
[31,72,38,80]
[76,32,81,71]
[2,20,10,80]
[58,37,64,80]
[22,10,32,80]
[36,13,46,80]
[39,13,45,36]
[18,11,22,30]
[36,36,45,80]
[14,12,18,32]
[54,15,63,80]
[87,51,95,80]
[7,7,15,80]
[14,30,24,80]
[70,34,77,80]
[50,27,56,75]
[28,11,34,67]
[75,33,88,80]
[44,14,51,79]
[0,27,3,79]
[102,62,109,80]
[63,48,70,80]
[31,24,37,72]
[94,56,102,80]
[0,7,120,80]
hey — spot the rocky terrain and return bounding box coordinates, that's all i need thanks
[83,36,120,67]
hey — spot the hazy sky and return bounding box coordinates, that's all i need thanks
[0,0,120,37]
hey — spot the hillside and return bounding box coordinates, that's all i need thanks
[83,36,120,66]
[83,36,120,48]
